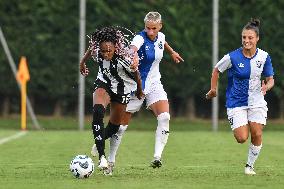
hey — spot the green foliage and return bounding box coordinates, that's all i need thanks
[0,0,283,116]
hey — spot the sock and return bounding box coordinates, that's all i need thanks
[92,104,105,158]
[246,143,262,167]
[108,125,128,163]
[104,122,120,139]
[154,112,170,159]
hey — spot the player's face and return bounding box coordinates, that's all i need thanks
[241,29,259,51]
[145,21,162,40]
[99,42,116,61]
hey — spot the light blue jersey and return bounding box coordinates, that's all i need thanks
[131,31,165,94]
[216,48,274,108]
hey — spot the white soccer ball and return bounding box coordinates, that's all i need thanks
[69,155,95,178]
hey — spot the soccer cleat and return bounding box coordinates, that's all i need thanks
[245,164,256,175]
[98,155,108,170]
[150,157,162,168]
[103,162,115,176]
[90,143,98,157]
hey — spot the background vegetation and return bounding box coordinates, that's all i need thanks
[0,0,283,119]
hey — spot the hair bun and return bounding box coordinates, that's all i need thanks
[250,18,260,27]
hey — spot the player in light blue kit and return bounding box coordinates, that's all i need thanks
[98,11,184,174]
[206,18,274,175]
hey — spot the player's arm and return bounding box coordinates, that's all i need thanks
[133,70,144,100]
[164,41,184,63]
[261,76,274,95]
[129,52,143,99]
[129,45,139,70]
[206,68,220,99]
[79,48,91,76]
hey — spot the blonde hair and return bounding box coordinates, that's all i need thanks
[144,12,162,23]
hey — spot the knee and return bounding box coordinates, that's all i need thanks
[235,135,248,144]
[93,104,105,118]
[251,130,262,140]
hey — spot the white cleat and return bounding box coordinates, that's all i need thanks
[90,143,98,157]
[245,164,256,175]
[98,155,108,170]
[103,162,115,176]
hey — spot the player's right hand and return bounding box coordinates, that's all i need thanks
[205,89,217,99]
[80,63,89,76]
[130,54,139,71]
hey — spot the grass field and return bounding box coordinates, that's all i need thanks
[0,117,284,189]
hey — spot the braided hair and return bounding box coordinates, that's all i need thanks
[89,26,133,61]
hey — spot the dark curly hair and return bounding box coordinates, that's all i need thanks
[243,18,260,36]
[90,26,119,45]
[88,26,135,60]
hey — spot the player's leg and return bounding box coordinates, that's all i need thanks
[105,101,127,139]
[91,88,110,169]
[227,107,249,143]
[149,100,170,168]
[108,95,144,165]
[245,106,267,175]
[227,107,259,175]
[105,112,132,176]
[146,81,170,168]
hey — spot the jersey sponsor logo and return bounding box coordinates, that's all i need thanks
[102,68,111,76]
[238,63,244,68]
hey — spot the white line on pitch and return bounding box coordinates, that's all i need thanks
[0,131,28,145]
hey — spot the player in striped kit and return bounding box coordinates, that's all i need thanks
[206,18,274,175]
[79,26,143,174]
[104,12,184,174]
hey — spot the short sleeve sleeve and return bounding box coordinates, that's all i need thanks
[130,35,144,50]
[262,54,274,77]
[215,54,232,73]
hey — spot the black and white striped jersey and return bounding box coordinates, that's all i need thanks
[94,54,137,95]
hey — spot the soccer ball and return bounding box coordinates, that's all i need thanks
[69,155,95,178]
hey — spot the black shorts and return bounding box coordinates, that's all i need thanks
[94,79,131,105]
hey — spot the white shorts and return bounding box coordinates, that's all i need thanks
[227,106,268,130]
[126,81,168,113]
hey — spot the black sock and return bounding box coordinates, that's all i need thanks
[91,104,105,158]
[104,122,120,139]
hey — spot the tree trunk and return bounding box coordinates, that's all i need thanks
[185,96,196,120]
[53,100,62,117]
[2,96,10,117]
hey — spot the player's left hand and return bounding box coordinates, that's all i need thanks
[136,89,144,100]
[171,51,184,64]
[261,80,268,95]
[135,79,144,100]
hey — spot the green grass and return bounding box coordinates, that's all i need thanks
[1,115,283,131]
[0,127,284,189]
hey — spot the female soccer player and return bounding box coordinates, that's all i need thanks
[105,12,184,174]
[206,18,274,175]
[79,26,143,174]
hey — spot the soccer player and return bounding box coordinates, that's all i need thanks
[104,11,184,174]
[206,18,274,175]
[79,26,143,174]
